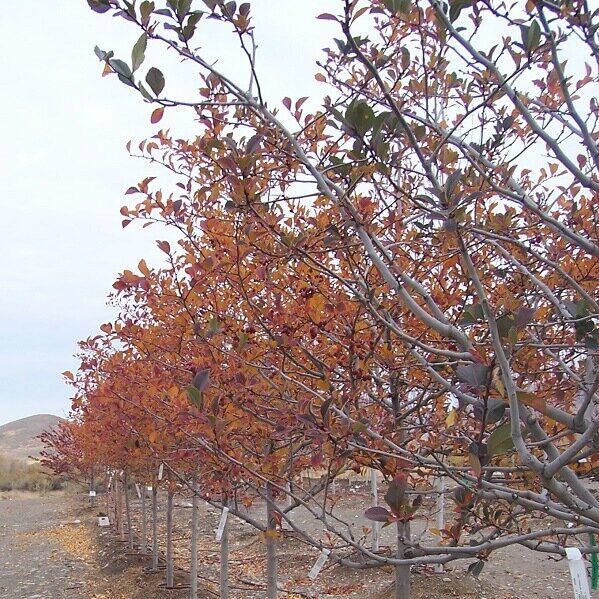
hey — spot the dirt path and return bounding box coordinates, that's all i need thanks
[0,492,189,599]
[0,493,96,598]
[0,489,594,599]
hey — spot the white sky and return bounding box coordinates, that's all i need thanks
[0,1,336,426]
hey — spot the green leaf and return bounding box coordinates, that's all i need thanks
[521,20,542,54]
[110,58,132,79]
[118,73,137,88]
[178,0,192,19]
[444,170,463,202]
[385,474,408,515]
[449,0,471,22]
[138,82,154,101]
[345,100,375,136]
[94,45,108,61]
[146,67,165,96]
[526,19,541,53]
[140,1,156,24]
[237,332,248,351]
[456,363,490,387]
[460,302,485,325]
[487,423,514,456]
[468,560,485,578]
[131,33,147,72]
[496,313,516,339]
[352,421,367,434]
[186,385,204,410]
[87,0,111,13]
[382,0,410,14]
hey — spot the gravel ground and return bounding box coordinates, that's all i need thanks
[1,488,597,599]
[0,492,96,599]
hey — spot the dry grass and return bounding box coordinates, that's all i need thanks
[0,454,65,493]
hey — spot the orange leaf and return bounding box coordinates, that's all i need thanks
[151,107,164,124]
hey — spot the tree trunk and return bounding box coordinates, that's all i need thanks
[124,472,134,550]
[220,494,229,599]
[105,472,110,516]
[141,485,147,555]
[118,478,125,543]
[370,469,380,552]
[89,466,95,508]
[435,477,444,574]
[152,486,159,572]
[395,521,411,599]
[190,476,199,599]
[265,482,278,599]
[166,488,174,588]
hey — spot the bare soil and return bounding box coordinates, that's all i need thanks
[0,487,594,599]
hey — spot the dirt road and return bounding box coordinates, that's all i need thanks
[0,489,594,599]
[0,493,96,598]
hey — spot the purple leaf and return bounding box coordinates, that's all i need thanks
[364,506,391,522]
[192,368,211,392]
[456,363,490,387]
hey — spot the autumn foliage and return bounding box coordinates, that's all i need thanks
[44,0,599,587]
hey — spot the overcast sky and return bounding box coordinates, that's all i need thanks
[0,1,336,426]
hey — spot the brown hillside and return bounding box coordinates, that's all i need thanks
[0,414,63,462]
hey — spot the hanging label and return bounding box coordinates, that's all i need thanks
[565,547,592,599]
[89,490,97,497]
[308,548,330,580]
[158,463,164,480]
[215,507,229,542]
[135,484,141,498]
[147,486,152,492]
[108,475,113,489]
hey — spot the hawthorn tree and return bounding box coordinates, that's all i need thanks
[68,0,599,596]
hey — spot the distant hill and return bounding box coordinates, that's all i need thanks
[0,414,63,462]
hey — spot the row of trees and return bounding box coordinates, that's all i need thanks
[44,0,599,597]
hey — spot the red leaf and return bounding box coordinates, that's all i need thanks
[122,219,132,228]
[157,240,171,254]
[282,97,292,111]
[151,106,164,124]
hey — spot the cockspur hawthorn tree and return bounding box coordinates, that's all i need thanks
[54,0,599,596]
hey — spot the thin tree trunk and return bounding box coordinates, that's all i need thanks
[395,521,411,599]
[105,472,110,517]
[265,482,278,599]
[190,475,199,599]
[141,485,147,555]
[89,466,95,508]
[166,488,174,588]
[370,469,380,552]
[112,477,118,531]
[118,478,125,543]
[124,472,134,550]
[435,477,444,574]
[152,485,159,572]
[220,494,229,599]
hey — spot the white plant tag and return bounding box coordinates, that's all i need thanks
[565,547,591,599]
[308,548,330,580]
[98,516,110,527]
[158,463,164,480]
[108,475,113,489]
[147,486,152,492]
[89,490,96,497]
[135,484,141,498]
[215,507,229,542]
